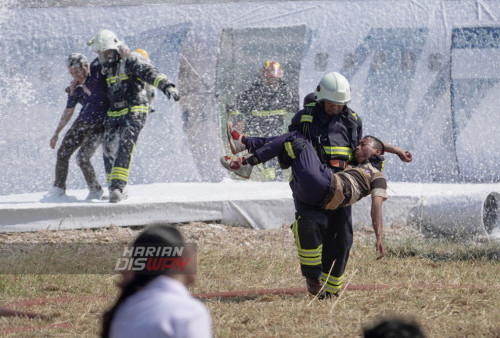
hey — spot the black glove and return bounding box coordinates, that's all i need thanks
[163,84,180,101]
[278,136,307,169]
[290,136,307,156]
[278,148,293,169]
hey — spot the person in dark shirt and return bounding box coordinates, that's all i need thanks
[45,53,109,201]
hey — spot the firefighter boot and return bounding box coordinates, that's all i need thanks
[226,121,246,154]
[325,291,339,298]
[306,277,326,299]
[220,155,253,179]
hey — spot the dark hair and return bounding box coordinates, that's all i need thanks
[66,53,88,69]
[363,135,385,154]
[101,224,184,338]
[363,318,425,338]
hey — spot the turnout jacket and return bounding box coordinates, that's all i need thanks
[103,51,174,118]
[229,78,298,135]
[289,100,362,168]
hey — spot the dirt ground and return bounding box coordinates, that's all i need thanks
[1,222,499,337]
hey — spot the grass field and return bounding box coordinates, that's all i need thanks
[1,222,499,337]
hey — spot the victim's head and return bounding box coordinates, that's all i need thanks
[355,136,384,163]
[67,53,89,83]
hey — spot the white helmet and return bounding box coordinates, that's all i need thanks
[314,72,351,104]
[88,29,120,53]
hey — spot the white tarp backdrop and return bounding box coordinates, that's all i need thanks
[1,1,499,196]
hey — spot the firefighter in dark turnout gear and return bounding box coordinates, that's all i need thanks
[89,30,180,203]
[223,71,411,297]
[220,132,388,262]
[227,60,298,181]
[287,72,412,297]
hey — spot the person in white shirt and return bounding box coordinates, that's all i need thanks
[102,224,212,338]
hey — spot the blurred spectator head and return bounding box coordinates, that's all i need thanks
[363,317,425,338]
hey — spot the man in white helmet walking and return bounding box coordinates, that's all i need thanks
[227,71,412,298]
[287,72,412,297]
[88,30,180,203]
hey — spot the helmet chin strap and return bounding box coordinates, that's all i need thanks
[99,50,119,68]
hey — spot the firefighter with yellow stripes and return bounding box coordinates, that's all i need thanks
[88,30,180,203]
[287,72,412,298]
[221,127,397,299]
[227,60,298,181]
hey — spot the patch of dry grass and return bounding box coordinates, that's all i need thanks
[0,222,499,337]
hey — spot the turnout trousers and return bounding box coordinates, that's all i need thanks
[103,111,147,191]
[291,206,353,295]
[246,131,353,294]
